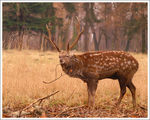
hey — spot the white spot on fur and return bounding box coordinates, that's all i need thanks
[132,60,135,64]
[89,54,93,57]
[109,58,112,61]
[124,58,127,61]
[104,63,108,66]
[121,63,124,66]
[112,58,116,61]
[109,62,112,65]
[92,53,102,56]
[101,66,104,70]
[126,64,128,68]
[116,58,119,62]
[95,61,99,64]
[106,56,109,60]
[123,67,126,70]
[128,61,131,65]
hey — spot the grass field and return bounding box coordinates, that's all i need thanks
[2,50,148,118]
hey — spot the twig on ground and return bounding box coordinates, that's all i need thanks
[55,105,85,117]
[19,91,59,117]
[138,104,147,110]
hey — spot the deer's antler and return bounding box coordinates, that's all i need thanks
[67,17,84,51]
[46,24,61,52]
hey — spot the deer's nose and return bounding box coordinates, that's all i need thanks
[60,59,62,62]
[60,59,64,64]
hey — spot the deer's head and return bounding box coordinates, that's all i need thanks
[46,17,84,66]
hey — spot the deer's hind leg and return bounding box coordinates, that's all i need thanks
[116,78,127,106]
[87,80,98,108]
[127,81,136,108]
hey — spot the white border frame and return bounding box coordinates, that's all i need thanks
[0,0,149,120]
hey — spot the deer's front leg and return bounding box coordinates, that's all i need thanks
[87,80,98,108]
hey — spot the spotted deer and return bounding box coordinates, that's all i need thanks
[45,18,139,108]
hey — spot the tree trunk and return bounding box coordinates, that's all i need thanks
[18,30,24,50]
[3,31,9,49]
[83,23,89,51]
[125,36,131,51]
[40,32,44,51]
[92,27,102,51]
[142,28,146,53]
[16,3,24,50]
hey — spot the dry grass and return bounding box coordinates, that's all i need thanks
[2,50,148,110]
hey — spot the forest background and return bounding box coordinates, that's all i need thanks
[2,2,148,53]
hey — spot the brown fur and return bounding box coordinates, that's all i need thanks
[59,51,139,107]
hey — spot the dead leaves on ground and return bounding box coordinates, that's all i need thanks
[3,103,147,118]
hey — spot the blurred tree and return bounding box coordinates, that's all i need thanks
[63,3,76,50]
[3,3,62,50]
[63,3,76,17]
[3,2,147,53]
[85,3,103,51]
[123,3,147,53]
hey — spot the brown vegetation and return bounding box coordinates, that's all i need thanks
[2,50,148,118]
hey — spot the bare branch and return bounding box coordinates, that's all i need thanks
[19,91,59,116]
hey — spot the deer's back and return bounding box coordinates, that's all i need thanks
[78,51,139,81]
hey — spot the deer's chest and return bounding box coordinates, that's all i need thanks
[61,62,82,78]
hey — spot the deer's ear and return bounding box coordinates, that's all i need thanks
[67,43,70,53]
